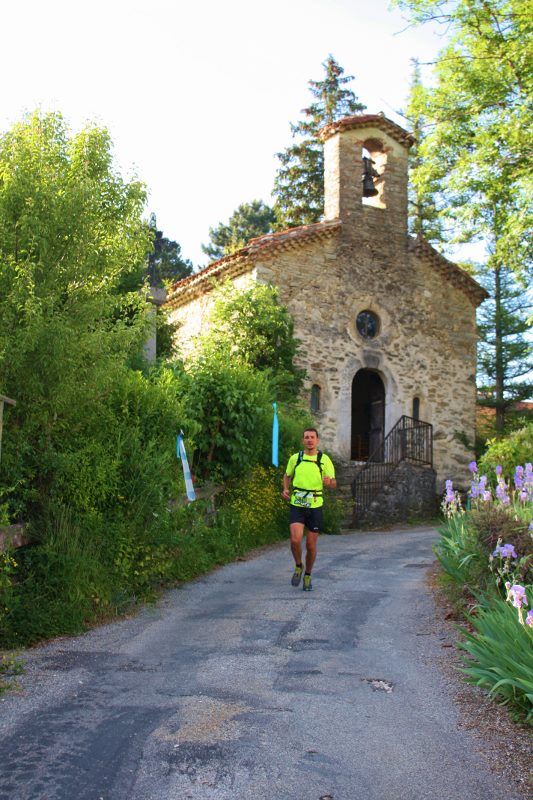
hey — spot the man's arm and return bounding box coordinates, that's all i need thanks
[282,473,291,501]
[323,456,337,489]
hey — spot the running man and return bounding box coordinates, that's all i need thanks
[282,428,336,591]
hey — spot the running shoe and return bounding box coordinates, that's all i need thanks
[291,565,303,586]
[302,574,313,592]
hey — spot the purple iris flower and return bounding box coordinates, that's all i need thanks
[514,465,524,490]
[496,481,510,505]
[492,543,517,559]
[495,465,503,476]
[526,610,533,628]
[469,461,478,473]
[508,584,528,609]
[444,479,455,504]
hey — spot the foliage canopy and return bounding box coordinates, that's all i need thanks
[147,212,193,287]
[0,111,156,519]
[202,200,276,262]
[395,0,533,279]
[197,282,305,399]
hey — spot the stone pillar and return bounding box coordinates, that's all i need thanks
[144,287,167,364]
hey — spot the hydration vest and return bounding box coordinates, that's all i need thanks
[292,450,324,497]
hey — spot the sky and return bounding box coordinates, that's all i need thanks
[1,0,448,268]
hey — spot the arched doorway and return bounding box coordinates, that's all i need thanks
[351,369,385,461]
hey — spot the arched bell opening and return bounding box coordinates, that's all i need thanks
[351,369,385,461]
[361,138,387,208]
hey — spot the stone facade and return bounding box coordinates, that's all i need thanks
[165,115,487,493]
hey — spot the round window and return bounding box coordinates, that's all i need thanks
[356,310,380,339]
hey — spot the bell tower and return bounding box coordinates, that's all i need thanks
[321,114,414,247]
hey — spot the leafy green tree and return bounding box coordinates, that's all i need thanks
[0,111,154,519]
[273,55,366,229]
[147,213,193,286]
[403,59,447,243]
[198,282,305,399]
[175,283,310,480]
[202,200,276,262]
[477,265,532,431]
[396,0,533,441]
[394,0,533,279]
[174,353,272,481]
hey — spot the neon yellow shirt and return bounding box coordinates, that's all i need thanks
[285,451,335,509]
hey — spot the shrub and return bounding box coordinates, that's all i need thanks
[438,462,533,721]
[434,513,489,591]
[459,595,533,723]
[223,465,287,544]
[478,423,533,480]
[0,508,113,646]
[322,488,345,534]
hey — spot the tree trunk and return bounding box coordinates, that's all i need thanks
[494,264,505,433]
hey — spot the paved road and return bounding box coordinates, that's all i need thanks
[0,528,522,800]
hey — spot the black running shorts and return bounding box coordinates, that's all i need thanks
[289,505,323,532]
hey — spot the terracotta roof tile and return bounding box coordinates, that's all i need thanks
[320,114,415,148]
[165,219,341,308]
[409,235,489,306]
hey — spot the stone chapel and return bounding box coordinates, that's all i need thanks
[164,114,487,525]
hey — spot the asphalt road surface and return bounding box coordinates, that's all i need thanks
[0,527,522,800]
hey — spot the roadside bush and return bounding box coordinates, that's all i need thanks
[460,594,533,724]
[0,509,112,646]
[434,513,489,592]
[223,465,287,544]
[478,423,533,480]
[322,488,345,534]
[438,460,533,723]
[173,352,273,483]
[0,111,327,651]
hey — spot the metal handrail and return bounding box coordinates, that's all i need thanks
[352,416,433,517]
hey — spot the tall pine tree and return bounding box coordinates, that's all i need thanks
[202,200,276,262]
[403,59,447,244]
[273,56,366,230]
[477,265,532,432]
[147,213,193,287]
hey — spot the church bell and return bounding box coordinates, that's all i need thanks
[362,155,379,197]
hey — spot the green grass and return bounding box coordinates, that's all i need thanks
[0,653,25,695]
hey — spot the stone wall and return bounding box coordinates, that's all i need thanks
[168,270,256,360]
[352,462,437,529]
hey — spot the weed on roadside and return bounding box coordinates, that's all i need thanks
[0,652,25,695]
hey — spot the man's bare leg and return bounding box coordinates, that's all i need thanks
[290,522,305,565]
[305,530,318,573]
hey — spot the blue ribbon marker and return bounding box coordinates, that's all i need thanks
[272,402,279,467]
[177,430,196,502]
